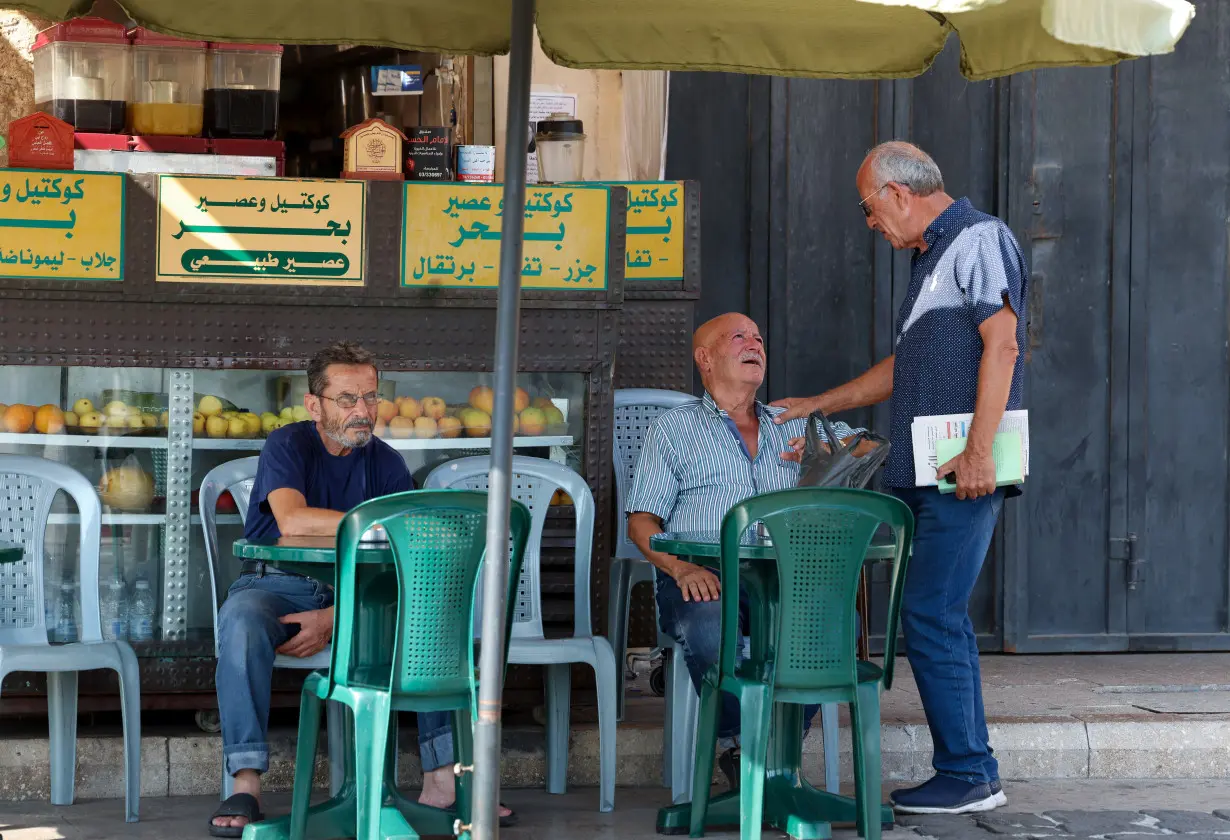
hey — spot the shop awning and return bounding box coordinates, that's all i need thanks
[11,0,1195,81]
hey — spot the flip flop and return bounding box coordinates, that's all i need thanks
[209,792,265,838]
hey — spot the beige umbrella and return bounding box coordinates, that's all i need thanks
[12,0,1194,78]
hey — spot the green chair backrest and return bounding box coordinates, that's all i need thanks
[328,489,531,703]
[719,487,914,693]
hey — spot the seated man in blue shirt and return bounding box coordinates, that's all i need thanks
[210,343,511,834]
[625,312,867,788]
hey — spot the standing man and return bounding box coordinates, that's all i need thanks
[773,142,1027,815]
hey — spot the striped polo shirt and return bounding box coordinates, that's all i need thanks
[625,391,859,534]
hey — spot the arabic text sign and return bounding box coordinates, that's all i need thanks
[402,183,610,290]
[0,170,124,281]
[615,181,684,282]
[156,175,365,285]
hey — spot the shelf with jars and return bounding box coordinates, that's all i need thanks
[0,363,585,652]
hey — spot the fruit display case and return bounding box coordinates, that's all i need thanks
[0,363,584,654]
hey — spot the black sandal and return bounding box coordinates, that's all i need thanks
[209,792,265,838]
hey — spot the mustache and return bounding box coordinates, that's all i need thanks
[344,418,373,430]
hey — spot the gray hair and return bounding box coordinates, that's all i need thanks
[865,141,944,196]
[307,342,378,396]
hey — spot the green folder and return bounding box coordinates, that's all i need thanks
[935,431,1025,494]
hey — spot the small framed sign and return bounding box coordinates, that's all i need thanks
[372,65,423,96]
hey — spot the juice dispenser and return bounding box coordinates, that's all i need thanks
[32,17,130,134]
[205,43,282,139]
[128,28,206,136]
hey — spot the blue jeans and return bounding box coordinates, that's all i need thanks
[215,572,454,775]
[654,569,819,748]
[892,487,1002,785]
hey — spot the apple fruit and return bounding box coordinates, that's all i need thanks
[437,416,462,438]
[79,411,104,431]
[106,414,128,429]
[519,407,547,436]
[206,415,229,439]
[227,417,249,439]
[280,406,295,421]
[420,397,447,420]
[192,412,206,435]
[398,397,422,420]
[389,416,416,439]
[103,400,128,417]
[468,386,494,414]
[414,416,438,439]
[64,410,79,427]
[461,408,491,438]
[73,398,94,416]
[377,399,399,423]
[127,415,146,429]
[198,395,224,417]
[140,413,158,428]
[292,405,311,422]
[514,388,530,413]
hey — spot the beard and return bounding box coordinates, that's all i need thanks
[322,410,373,449]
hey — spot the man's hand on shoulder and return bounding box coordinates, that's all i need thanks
[277,606,334,658]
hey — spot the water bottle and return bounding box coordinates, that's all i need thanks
[128,579,155,643]
[55,582,78,643]
[100,580,128,641]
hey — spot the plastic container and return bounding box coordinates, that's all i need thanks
[128,28,206,136]
[129,579,154,642]
[32,17,130,134]
[55,581,79,643]
[101,579,128,641]
[205,43,282,139]
[534,114,586,183]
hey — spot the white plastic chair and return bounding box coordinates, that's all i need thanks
[199,457,346,799]
[610,388,843,802]
[424,455,617,813]
[610,388,701,803]
[0,455,141,822]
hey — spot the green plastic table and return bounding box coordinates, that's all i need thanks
[233,537,459,840]
[650,530,896,838]
[0,541,23,564]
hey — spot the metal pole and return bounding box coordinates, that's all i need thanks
[472,1,534,839]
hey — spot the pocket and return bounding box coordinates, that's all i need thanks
[226,575,258,598]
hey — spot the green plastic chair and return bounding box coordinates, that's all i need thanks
[286,489,531,840]
[688,487,914,840]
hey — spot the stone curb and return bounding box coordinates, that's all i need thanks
[1,718,1227,800]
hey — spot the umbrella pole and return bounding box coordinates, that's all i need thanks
[472,1,534,839]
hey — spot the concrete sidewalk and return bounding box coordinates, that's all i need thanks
[2,654,1229,802]
[3,781,1230,840]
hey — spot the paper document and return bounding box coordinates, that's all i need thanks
[934,431,1025,494]
[911,410,1029,487]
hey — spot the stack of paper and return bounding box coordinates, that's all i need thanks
[911,410,1030,488]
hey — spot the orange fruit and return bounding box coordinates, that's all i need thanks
[3,404,35,434]
[35,404,66,434]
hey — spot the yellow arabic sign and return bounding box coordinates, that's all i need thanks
[402,183,610,289]
[0,170,124,281]
[156,175,365,285]
[613,181,684,282]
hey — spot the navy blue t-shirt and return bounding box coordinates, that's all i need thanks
[243,421,413,540]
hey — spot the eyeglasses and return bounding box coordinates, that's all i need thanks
[859,182,891,217]
[316,391,380,410]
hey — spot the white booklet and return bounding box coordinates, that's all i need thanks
[911,410,1030,487]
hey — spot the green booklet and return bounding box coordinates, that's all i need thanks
[935,431,1025,495]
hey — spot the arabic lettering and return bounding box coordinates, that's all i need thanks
[626,249,654,269]
[195,192,332,214]
[181,249,349,276]
[627,215,672,242]
[0,207,78,238]
[171,219,351,240]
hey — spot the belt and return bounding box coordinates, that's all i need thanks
[240,560,290,577]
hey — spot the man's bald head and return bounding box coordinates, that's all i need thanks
[693,312,766,393]
[694,312,757,354]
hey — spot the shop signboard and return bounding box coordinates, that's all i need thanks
[0,169,124,281]
[610,181,684,282]
[155,175,366,285]
[401,182,610,290]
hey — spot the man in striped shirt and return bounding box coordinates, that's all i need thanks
[625,312,863,788]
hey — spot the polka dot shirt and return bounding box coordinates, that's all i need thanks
[883,197,1029,488]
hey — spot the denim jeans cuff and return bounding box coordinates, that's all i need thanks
[224,743,269,776]
[936,769,992,786]
[419,731,455,773]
